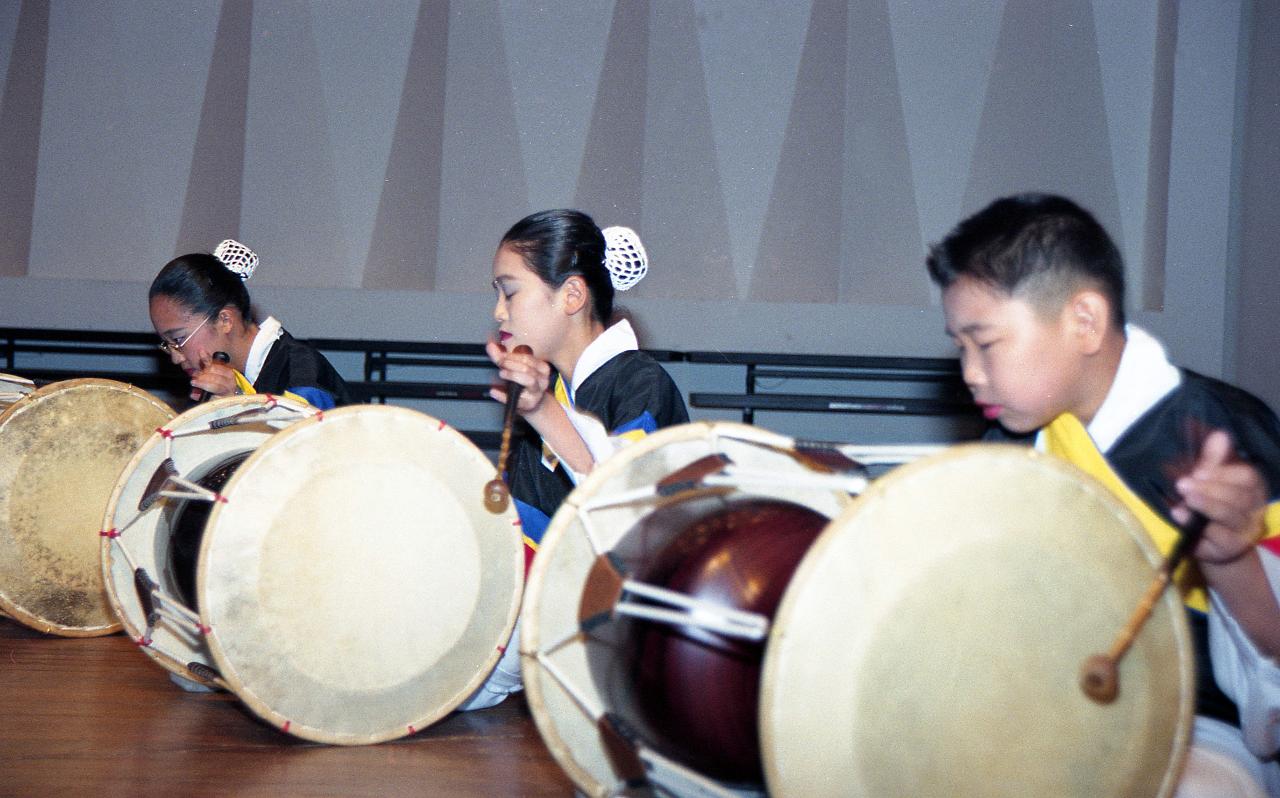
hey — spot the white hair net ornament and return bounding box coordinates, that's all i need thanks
[602,226,647,291]
[213,239,259,280]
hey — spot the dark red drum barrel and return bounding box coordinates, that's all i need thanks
[593,495,827,785]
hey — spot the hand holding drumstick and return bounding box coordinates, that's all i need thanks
[1081,428,1276,702]
[483,344,533,513]
[190,351,231,403]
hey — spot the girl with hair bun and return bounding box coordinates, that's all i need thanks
[462,209,688,711]
[148,240,352,409]
[488,209,688,539]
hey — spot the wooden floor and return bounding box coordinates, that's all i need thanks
[0,619,575,797]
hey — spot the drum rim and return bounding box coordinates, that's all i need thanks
[99,393,303,682]
[198,403,524,745]
[521,420,852,795]
[0,378,174,636]
[758,442,1196,797]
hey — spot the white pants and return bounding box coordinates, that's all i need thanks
[456,618,523,712]
[1176,717,1279,798]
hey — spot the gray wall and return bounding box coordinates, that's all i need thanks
[0,1,1273,407]
[1231,1,1280,409]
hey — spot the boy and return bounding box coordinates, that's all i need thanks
[927,193,1279,795]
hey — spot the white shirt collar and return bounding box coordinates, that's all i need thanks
[244,316,284,385]
[1085,324,1182,453]
[566,319,638,403]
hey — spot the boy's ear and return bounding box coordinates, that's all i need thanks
[559,275,589,316]
[1067,289,1112,355]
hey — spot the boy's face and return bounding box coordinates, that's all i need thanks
[942,276,1086,434]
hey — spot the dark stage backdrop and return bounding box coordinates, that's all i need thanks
[0,1,1267,395]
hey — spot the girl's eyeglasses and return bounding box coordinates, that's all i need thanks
[157,314,213,353]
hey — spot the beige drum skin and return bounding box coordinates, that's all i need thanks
[0,378,173,635]
[103,400,525,745]
[761,444,1193,798]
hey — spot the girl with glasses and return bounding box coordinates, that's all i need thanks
[148,241,351,409]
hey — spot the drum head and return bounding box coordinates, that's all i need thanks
[102,394,312,684]
[0,379,173,635]
[761,444,1194,798]
[521,421,852,796]
[199,405,524,745]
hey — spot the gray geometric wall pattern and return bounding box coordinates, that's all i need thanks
[0,0,1209,313]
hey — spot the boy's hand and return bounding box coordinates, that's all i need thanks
[1172,429,1268,563]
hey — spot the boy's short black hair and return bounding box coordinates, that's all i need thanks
[926,193,1126,327]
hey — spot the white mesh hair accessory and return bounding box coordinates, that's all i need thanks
[601,226,648,291]
[212,239,259,281]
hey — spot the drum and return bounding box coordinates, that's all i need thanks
[761,444,1193,797]
[102,394,317,684]
[521,421,929,795]
[522,431,1194,797]
[103,399,524,744]
[0,378,174,635]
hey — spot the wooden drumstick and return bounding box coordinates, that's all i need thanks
[484,345,532,514]
[1080,511,1208,704]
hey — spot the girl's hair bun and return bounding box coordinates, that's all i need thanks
[601,226,647,291]
[213,239,259,280]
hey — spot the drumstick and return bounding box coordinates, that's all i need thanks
[1080,510,1208,704]
[484,345,532,514]
[191,351,231,403]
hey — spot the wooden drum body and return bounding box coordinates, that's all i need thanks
[521,421,874,795]
[102,398,525,744]
[0,378,173,635]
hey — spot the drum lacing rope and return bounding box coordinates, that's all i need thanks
[533,651,657,794]
[193,399,314,432]
[130,570,205,634]
[533,649,606,723]
[102,511,154,568]
[155,472,228,505]
[633,744,743,798]
[150,602,208,635]
[704,466,868,495]
[714,428,925,481]
[615,580,769,641]
[578,488,668,556]
[537,627,581,660]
